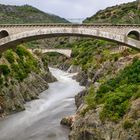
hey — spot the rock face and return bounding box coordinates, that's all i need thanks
[58,62,71,71]
[61,115,76,128]
[0,71,56,117]
[69,99,140,140]
[75,90,88,109]
[0,73,47,115]
[67,65,81,73]
[74,71,89,86]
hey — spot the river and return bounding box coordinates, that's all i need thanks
[0,68,84,140]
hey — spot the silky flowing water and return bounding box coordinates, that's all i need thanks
[0,68,84,140]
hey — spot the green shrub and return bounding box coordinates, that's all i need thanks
[16,45,32,58]
[4,49,15,63]
[137,120,140,127]
[95,59,140,121]
[11,63,27,81]
[0,77,3,85]
[132,87,140,100]
[96,59,140,103]
[0,65,10,76]
[123,119,134,129]
[85,85,96,109]
[113,54,120,62]
[80,106,90,116]
[100,91,131,121]
[41,56,48,68]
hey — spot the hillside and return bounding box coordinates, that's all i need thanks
[84,1,140,24]
[0,4,68,24]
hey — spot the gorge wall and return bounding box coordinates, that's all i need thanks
[0,45,56,117]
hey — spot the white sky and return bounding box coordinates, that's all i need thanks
[0,0,135,19]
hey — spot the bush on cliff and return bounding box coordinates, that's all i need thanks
[85,58,140,121]
[99,58,140,121]
[0,64,10,76]
[4,49,15,63]
[2,45,40,82]
[85,85,96,109]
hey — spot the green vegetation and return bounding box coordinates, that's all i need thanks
[80,85,96,116]
[54,38,137,72]
[0,4,68,24]
[97,57,140,100]
[123,119,134,129]
[0,64,10,76]
[85,85,96,109]
[84,1,140,24]
[85,58,140,121]
[41,52,68,66]
[0,45,40,84]
[55,38,120,71]
[4,49,16,64]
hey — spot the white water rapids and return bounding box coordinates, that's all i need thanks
[0,68,84,140]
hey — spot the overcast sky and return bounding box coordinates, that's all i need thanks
[0,0,135,19]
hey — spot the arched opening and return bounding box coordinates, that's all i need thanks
[127,30,140,41]
[0,30,9,39]
[41,52,69,66]
[32,49,71,58]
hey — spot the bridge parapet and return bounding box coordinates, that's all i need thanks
[0,24,140,36]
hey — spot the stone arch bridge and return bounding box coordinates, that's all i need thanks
[0,24,140,51]
[29,48,72,58]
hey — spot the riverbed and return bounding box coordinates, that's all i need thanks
[0,68,84,140]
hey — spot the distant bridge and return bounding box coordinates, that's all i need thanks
[0,24,140,51]
[29,48,72,58]
[66,18,85,23]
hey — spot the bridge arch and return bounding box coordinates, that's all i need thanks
[0,27,140,51]
[127,30,140,41]
[0,30,9,39]
[30,48,72,58]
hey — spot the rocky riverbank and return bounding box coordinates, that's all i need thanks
[60,54,140,140]
[69,98,140,140]
[0,45,56,117]
[0,71,56,117]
